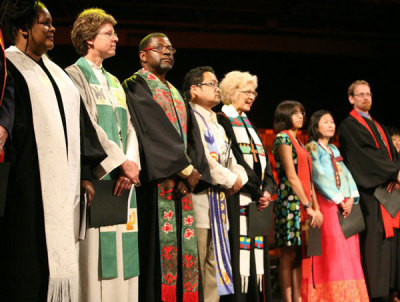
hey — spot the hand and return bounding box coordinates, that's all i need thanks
[387,181,400,194]
[307,207,323,228]
[186,168,201,192]
[226,175,243,196]
[173,180,189,199]
[340,198,354,218]
[0,125,8,153]
[258,191,272,211]
[113,176,132,197]
[120,160,140,185]
[81,180,95,206]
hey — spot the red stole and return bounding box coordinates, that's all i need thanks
[0,29,6,107]
[282,130,313,277]
[349,109,400,238]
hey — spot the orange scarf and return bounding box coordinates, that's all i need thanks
[282,130,313,277]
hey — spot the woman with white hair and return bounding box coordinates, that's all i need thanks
[217,71,276,302]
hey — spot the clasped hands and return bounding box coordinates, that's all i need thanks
[340,197,354,219]
[257,191,273,211]
[81,159,141,206]
[307,207,323,228]
[173,168,201,199]
[113,160,141,197]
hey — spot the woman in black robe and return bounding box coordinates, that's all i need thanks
[0,2,104,301]
[217,71,277,302]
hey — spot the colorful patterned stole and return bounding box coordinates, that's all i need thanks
[192,109,234,296]
[76,57,139,279]
[282,130,313,278]
[137,68,199,302]
[222,104,266,292]
[349,109,400,238]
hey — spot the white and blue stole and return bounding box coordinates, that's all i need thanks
[193,109,234,296]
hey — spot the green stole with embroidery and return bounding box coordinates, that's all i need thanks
[76,57,139,279]
[136,68,199,302]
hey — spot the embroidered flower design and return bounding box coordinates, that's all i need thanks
[162,222,173,233]
[181,196,193,211]
[160,182,174,200]
[147,73,157,80]
[173,99,185,112]
[183,215,194,226]
[164,210,173,221]
[184,229,195,240]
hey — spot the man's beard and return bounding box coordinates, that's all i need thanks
[159,61,173,72]
[361,102,372,112]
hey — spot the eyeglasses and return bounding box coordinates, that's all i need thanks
[98,31,118,39]
[353,92,372,98]
[142,45,176,54]
[197,82,219,89]
[240,90,258,97]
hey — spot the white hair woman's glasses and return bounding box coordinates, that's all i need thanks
[240,90,258,98]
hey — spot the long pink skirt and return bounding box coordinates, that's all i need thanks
[301,192,369,302]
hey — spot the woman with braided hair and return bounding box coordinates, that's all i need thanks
[0,1,104,301]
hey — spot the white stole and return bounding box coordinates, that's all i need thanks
[222,104,267,292]
[6,46,80,302]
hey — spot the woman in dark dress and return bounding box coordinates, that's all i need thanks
[272,101,323,302]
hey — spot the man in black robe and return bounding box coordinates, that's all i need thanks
[123,33,211,302]
[339,80,400,301]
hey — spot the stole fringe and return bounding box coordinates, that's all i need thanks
[257,274,263,292]
[241,275,249,293]
[47,276,78,302]
[183,291,198,302]
[162,284,176,302]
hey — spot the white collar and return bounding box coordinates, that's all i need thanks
[85,57,103,70]
[222,104,245,118]
[190,102,217,123]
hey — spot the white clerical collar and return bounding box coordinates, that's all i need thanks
[85,57,103,70]
[190,102,217,123]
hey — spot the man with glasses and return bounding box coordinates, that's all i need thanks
[182,66,248,301]
[123,33,211,302]
[339,80,400,301]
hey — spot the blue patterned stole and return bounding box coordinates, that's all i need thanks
[193,109,234,296]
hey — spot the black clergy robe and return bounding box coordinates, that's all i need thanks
[0,59,105,302]
[218,113,276,302]
[123,74,211,302]
[339,114,400,299]
[0,50,14,146]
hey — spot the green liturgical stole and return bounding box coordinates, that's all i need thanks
[76,57,139,279]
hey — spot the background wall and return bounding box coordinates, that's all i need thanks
[4,0,400,128]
